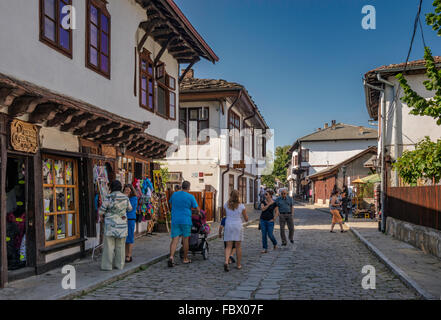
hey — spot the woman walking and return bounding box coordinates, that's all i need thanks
[123,184,138,263]
[260,190,279,253]
[223,190,248,272]
[330,190,346,233]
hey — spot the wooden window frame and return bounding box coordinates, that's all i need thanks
[228,110,240,150]
[86,0,111,79]
[139,49,155,112]
[42,154,80,247]
[229,174,235,195]
[301,149,309,162]
[39,0,73,58]
[180,107,209,145]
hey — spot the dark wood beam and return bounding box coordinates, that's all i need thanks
[154,34,179,66]
[179,57,200,83]
[0,87,26,108]
[8,96,45,117]
[46,109,83,127]
[60,114,93,132]
[86,123,123,140]
[137,18,162,52]
[73,118,112,136]
[28,103,61,124]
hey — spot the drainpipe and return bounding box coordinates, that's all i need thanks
[238,106,257,202]
[363,78,387,232]
[220,90,243,212]
[377,74,398,187]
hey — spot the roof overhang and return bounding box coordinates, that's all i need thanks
[0,73,171,159]
[136,0,219,64]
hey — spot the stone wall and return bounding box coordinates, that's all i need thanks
[386,217,441,259]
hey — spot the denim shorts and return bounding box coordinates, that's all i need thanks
[171,224,192,238]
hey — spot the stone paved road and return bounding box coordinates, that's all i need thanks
[78,207,420,300]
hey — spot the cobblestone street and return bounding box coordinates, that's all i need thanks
[78,206,420,300]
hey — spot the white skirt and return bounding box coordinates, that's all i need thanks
[224,220,243,242]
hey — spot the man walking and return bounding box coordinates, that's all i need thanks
[275,188,294,246]
[168,181,199,267]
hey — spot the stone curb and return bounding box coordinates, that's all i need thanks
[61,218,260,300]
[346,223,435,300]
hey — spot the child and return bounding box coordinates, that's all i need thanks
[219,217,236,264]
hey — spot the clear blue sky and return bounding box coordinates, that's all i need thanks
[175,0,441,148]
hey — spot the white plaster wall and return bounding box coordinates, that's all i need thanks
[301,140,377,175]
[0,0,179,141]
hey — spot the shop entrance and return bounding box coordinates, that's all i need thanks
[6,155,33,273]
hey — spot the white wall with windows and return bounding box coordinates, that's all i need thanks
[0,0,179,141]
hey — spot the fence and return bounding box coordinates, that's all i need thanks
[166,190,215,222]
[386,186,441,231]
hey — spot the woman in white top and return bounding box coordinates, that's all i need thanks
[223,190,248,272]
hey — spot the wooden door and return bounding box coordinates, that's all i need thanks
[204,192,214,222]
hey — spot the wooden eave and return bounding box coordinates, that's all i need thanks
[0,73,171,159]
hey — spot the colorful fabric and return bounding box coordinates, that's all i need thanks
[99,191,132,238]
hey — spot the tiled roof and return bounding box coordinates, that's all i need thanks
[180,77,243,92]
[298,123,377,142]
[365,56,441,76]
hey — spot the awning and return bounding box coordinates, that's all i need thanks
[0,73,171,159]
[360,174,381,184]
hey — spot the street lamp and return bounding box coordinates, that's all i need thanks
[119,143,127,155]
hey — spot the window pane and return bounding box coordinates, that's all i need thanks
[148,63,153,75]
[44,0,56,19]
[67,213,74,237]
[90,24,98,47]
[65,161,74,185]
[57,214,66,239]
[45,215,55,241]
[56,188,65,212]
[169,92,176,118]
[141,60,147,71]
[101,14,109,33]
[54,160,64,185]
[60,27,70,50]
[101,33,108,54]
[101,54,108,73]
[44,18,56,41]
[189,109,198,120]
[141,91,147,106]
[148,95,153,109]
[67,188,75,211]
[157,86,166,116]
[90,47,98,66]
[43,159,53,184]
[148,79,153,94]
[43,188,54,213]
[141,76,147,90]
[90,5,98,25]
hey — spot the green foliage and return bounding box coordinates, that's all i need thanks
[426,0,441,36]
[392,137,441,184]
[360,182,374,198]
[261,145,291,189]
[396,47,441,125]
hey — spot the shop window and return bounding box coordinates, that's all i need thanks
[42,155,79,246]
[86,0,111,78]
[139,49,154,112]
[40,0,73,57]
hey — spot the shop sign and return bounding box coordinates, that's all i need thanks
[10,119,38,154]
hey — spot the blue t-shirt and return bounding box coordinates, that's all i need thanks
[127,196,138,220]
[169,191,198,225]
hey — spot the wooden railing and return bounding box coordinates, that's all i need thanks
[386,186,441,231]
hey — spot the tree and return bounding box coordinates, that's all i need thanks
[394,1,441,184]
[261,145,291,189]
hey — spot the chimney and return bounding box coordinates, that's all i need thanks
[331,120,337,130]
[324,123,329,129]
[181,68,194,80]
[358,126,365,135]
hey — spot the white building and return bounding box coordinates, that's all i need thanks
[165,72,269,220]
[287,122,377,198]
[364,57,441,187]
[0,0,217,286]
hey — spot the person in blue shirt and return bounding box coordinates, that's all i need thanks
[168,181,199,267]
[123,184,138,263]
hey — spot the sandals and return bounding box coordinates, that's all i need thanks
[229,256,236,264]
[182,259,192,264]
[236,265,242,270]
[330,230,336,233]
[341,230,347,233]
[125,256,133,263]
[168,258,175,268]
[261,249,268,254]
[224,263,229,272]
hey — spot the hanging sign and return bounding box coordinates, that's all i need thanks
[10,119,38,154]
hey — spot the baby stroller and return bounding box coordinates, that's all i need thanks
[179,210,211,260]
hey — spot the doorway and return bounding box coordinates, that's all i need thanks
[6,155,31,273]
